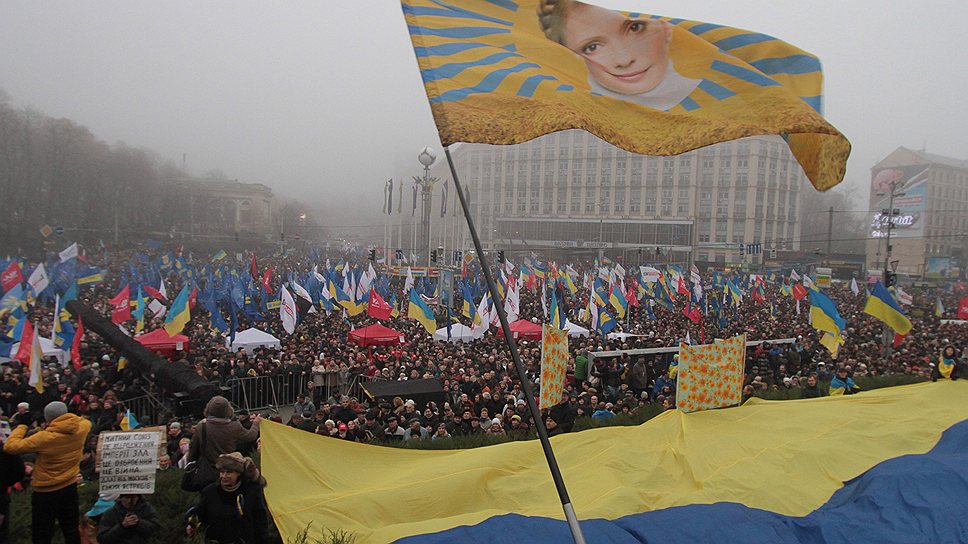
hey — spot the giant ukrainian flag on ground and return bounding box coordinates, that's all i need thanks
[262,381,968,543]
[401,0,850,190]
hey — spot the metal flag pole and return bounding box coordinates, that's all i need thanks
[444,147,586,544]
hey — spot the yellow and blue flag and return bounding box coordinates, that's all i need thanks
[597,305,616,335]
[935,297,945,318]
[609,282,628,319]
[212,249,227,261]
[408,289,437,334]
[863,282,912,336]
[120,409,139,431]
[133,286,146,334]
[809,288,845,337]
[401,0,849,190]
[163,284,191,336]
[328,278,364,316]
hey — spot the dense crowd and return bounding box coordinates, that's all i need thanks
[0,242,965,542]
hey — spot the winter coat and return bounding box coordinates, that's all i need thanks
[97,497,161,544]
[3,413,91,492]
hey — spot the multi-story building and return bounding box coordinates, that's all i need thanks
[414,130,808,266]
[866,148,968,278]
[167,176,275,239]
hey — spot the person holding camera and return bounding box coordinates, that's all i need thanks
[3,401,91,544]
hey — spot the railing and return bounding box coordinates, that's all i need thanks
[119,391,168,427]
[225,373,384,414]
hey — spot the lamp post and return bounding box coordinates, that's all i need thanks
[415,147,438,268]
[877,178,905,354]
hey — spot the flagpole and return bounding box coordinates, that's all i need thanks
[444,147,586,544]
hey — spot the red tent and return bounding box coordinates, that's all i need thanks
[348,324,406,347]
[135,328,190,358]
[508,319,543,341]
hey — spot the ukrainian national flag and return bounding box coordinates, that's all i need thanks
[609,283,628,319]
[212,249,227,261]
[408,289,437,334]
[597,305,616,335]
[563,271,578,295]
[935,297,945,318]
[328,278,364,317]
[120,409,139,431]
[863,282,912,336]
[809,288,846,337]
[727,281,743,307]
[549,287,565,330]
[163,284,191,336]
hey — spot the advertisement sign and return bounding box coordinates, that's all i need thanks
[926,257,952,279]
[870,166,929,239]
[439,269,454,308]
[815,267,832,287]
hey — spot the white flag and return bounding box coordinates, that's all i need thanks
[690,265,701,285]
[803,275,815,290]
[471,295,490,337]
[27,263,49,295]
[790,269,801,281]
[27,322,44,393]
[640,266,661,283]
[850,277,860,296]
[504,281,520,322]
[59,242,78,263]
[896,287,914,306]
[404,267,415,293]
[280,287,297,335]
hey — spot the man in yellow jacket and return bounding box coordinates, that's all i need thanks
[4,401,91,544]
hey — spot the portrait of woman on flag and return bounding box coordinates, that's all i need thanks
[536,0,706,110]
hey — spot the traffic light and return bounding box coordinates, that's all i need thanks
[885,271,897,287]
[368,249,376,261]
[497,250,505,264]
[431,250,438,263]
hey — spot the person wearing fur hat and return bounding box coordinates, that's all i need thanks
[187,452,269,544]
[186,396,262,472]
[4,400,91,544]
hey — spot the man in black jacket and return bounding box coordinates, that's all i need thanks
[97,494,160,543]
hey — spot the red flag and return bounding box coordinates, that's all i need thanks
[188,287,198,310]
[892,332,907,348]
[71,317,84,370]
[110,285,131,324]
[683,303,701,324]
[367,288,393,320]
[1,262,24,293]
[143,285,166,303]
[957,296,968,319]
[676,277,690,296]
[262,268,273,293]
[751,287,765,305]
[700,320,706,344]
[14,320,34,365]
[792,283,808,301]
[627,284,640,307]
[250,253,259,279]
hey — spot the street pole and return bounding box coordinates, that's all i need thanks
[881,180,898,355]
[826,206,833,255]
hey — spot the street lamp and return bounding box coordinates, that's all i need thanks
[415,147,438,268]
[875,178,905,355]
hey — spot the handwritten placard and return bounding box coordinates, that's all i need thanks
[97,430,163,495]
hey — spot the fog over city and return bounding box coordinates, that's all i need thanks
[1,0,965,224]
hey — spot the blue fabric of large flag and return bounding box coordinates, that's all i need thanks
[864,282,913,335]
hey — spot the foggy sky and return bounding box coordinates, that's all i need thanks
[1,1,965,224]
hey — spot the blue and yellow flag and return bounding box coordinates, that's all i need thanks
[401,0,849,190]
[328,278,364,317]
[120,409,139,431]
[163,284,191,336]
[133,286,146,334]
[597,304,616,335]
[408,289,437,334]
[809,288,846,337]
[609,283,628,319]
[863,282,912,336]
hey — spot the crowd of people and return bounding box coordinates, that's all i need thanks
[0,242,965,542]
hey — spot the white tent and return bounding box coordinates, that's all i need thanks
[226,328,281,354]
[433,323,481,343]
[564,320,590,338]
[1,336,69,366]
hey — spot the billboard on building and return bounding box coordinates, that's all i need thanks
[926,257,951,279]
[870,166,929,239]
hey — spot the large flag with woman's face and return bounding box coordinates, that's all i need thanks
[401,0,849,191]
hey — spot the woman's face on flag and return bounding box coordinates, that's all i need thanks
[562,3,671,96]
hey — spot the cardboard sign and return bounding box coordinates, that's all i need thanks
[97,430,164,495]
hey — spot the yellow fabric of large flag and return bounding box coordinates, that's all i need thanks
[261,381,968,543]
[402,0,850,190]
[539,323,568,409]
[675,334,745,413]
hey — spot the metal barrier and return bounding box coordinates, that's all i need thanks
[587,337,797,363]
[226,373,385,414]
[119,391,168,427]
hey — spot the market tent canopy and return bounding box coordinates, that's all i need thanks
[359,378,444,409]
[226,328,281,355]
[433,323,481,343]
[564,321,590,338]
[2,336,68,366]
[507,319,542,341]
[134,328,190,358]
[348,323,405,347]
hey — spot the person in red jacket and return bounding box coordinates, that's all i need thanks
[4,401,91,544]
